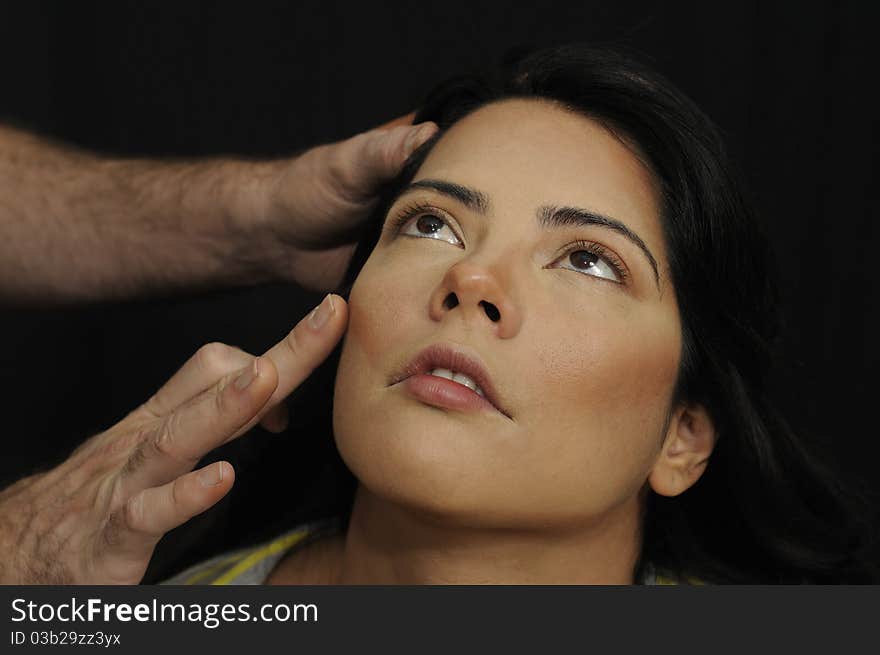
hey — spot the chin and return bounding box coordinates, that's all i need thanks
[331,338,523,525]
[336,401,469,499]
[334,401,523,527]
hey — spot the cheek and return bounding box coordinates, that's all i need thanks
[518,303,681,500]
[331,258,425,477]
[337,255,420,371]
[531,292,680,406]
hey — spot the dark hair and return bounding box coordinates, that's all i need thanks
[333,43,879,583]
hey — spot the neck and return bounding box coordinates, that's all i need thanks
[333,485,643,584]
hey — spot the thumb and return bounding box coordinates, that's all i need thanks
[397,121,439,163]
[366,121,439,180]
[326,120,439,207]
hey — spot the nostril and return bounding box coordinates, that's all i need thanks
[481,301,501,322]
[444,293,459,310]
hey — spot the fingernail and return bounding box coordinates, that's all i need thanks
[234,358,261,391]
[308,294,335,331]
[403,125,427,156]
[413,123,435,147]
[199,463,224,487]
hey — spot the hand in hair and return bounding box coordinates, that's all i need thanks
[255,113,438,291]
[0,117,435,303]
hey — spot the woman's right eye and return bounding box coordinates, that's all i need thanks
[395,212,463,247]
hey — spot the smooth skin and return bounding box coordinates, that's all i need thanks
[275,99,716,584]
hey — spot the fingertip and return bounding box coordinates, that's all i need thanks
[255,354,277,379]
[203,462,235,499]
[327,293,347,313]
[196,461,235,513]
[403,122,439,159]
[414,120,439,135]
[197,460,232,488]
[253,356,280,395]
[228,358,278,425]
[315,294,348,330]
[217,460,235,485]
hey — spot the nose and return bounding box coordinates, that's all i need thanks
[428,259,522,338]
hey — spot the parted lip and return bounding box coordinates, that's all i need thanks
[389,342,512,419]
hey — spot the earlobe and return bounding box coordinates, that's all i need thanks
[648,404,716,497]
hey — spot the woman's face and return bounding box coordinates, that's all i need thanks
[333,99,683,530]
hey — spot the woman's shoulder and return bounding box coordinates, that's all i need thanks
[159,516,343,585]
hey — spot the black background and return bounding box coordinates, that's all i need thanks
[1,0,877,582]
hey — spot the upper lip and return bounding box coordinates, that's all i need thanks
[389,342,512,419]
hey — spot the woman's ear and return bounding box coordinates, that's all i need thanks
[648,403,716,497]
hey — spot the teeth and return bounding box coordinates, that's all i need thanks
[429,367,455,380]
[428,368,485,397]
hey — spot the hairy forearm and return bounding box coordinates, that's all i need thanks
[0,125,283,303]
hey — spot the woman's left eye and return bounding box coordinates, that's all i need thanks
[555,244,624,283]
[393,211,462,246]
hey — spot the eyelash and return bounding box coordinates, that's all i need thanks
[386,201,447,236]
[563,239,629,283]
[386,202,630,284]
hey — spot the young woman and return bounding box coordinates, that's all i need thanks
[164,44,878,585]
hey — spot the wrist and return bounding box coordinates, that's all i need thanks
[223,158,292,282]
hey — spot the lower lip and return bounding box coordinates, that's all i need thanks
[400,373,499,415]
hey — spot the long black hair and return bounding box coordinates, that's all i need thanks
[332,43,879,583]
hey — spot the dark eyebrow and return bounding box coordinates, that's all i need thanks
[399,178,660,288]
[539,206,660,286]
[405,179,491,215]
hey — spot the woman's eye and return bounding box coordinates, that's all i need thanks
[557,249,622,283]
[393,212,623,284]
[398,213,462,247]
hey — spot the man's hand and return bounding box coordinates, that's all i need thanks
[0,293,346,584]
[0,117,435,303]
[253,114,438,291]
